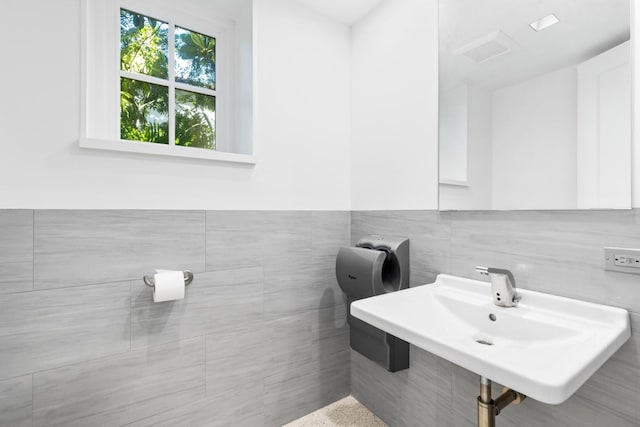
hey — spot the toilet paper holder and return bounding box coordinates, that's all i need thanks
[143,270,194,288]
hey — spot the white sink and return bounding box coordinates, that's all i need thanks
[350,274,630,404]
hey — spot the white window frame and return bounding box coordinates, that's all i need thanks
[80,0,255,164]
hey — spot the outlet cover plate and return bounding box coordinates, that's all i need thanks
[604,247,640,274]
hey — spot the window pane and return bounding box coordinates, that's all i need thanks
[175,89,216,149]
[120,9,169,79]
[120,78,169,144]
[175,27,216,90]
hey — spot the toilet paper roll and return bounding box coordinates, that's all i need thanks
[152,270,185,303]
[335,247,386,299]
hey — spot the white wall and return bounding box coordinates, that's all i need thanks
[440,84,493,210]
[491,66,578,210]
[577,41,631,209]
[439,85,468,184]
[252,0,351,209]
[4,0,633,212]
[0,0,351,210]
[350,0,439,211]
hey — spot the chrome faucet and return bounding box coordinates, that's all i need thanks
[475,266,521,307]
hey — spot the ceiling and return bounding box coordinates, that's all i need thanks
[294,0,385,25]
[189,0,385,27]
[179,0,252,19]
[440,0,630,92]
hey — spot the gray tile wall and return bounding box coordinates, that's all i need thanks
[0,210,33,294]
[0,210,350,427]
[351,210,640,427]
[5,208,634,426]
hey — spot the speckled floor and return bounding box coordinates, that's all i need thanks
[283,396,388,427]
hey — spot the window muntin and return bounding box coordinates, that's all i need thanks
[119,8,217,150]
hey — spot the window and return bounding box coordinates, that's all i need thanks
[80,0,255,163]
[120,9,217,149]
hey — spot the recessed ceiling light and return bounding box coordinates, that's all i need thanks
[529,14,560,32]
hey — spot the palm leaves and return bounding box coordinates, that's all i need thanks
[120,9,168,79]
[120,78,169,144]
[175,90,216,149]
[175,27,216,89]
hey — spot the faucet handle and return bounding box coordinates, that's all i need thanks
[476,266,516,285]
[475,266,489,276]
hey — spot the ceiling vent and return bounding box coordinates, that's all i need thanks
[452,30,517,64]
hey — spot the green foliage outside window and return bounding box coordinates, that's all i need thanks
[119,9,216,150]
[120,9,168,78]
[175,26,216,90]
[120,78,169,144]
[176,90,216,149]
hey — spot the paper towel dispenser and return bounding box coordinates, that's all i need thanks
[336,235,410,372]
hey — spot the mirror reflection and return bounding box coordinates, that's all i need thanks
[438,0,631,210]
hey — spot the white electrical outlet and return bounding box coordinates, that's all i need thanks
[604,247,640,274]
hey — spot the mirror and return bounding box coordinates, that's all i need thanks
[438,0,631,210]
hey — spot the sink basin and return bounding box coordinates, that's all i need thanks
[350,274,630,404]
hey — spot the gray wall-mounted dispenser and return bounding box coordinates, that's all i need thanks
[335,235,410,372]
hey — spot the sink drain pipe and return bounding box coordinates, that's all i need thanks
[477,376,526,427]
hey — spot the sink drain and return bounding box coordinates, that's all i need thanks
[475,339,493,346]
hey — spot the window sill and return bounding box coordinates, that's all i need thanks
[439,179,469,187]
[79,137,256,165]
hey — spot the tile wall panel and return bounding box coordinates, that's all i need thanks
[14,207,638,426]
[125,391,264,427]
[34,210,205,289]
[205,211,312,271]
[205,211,273,271]
[206,327,266,398]
[351,350,406,426]
[263,262,314,320]
[0,281,130,379]
[450,210,640,312]
[1,209,350,427]
[264,362,350,427]
[312,211,351,259]
[400,348,453,427]
[448,211,522,281]
[311,305,349,368]
[33,338,206,427]
[264,368,326,427]
[0,375,32,427]
[311,211,350,310]
[263,312,314,387]
[0,210,33,293]
[131,267,263,349]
